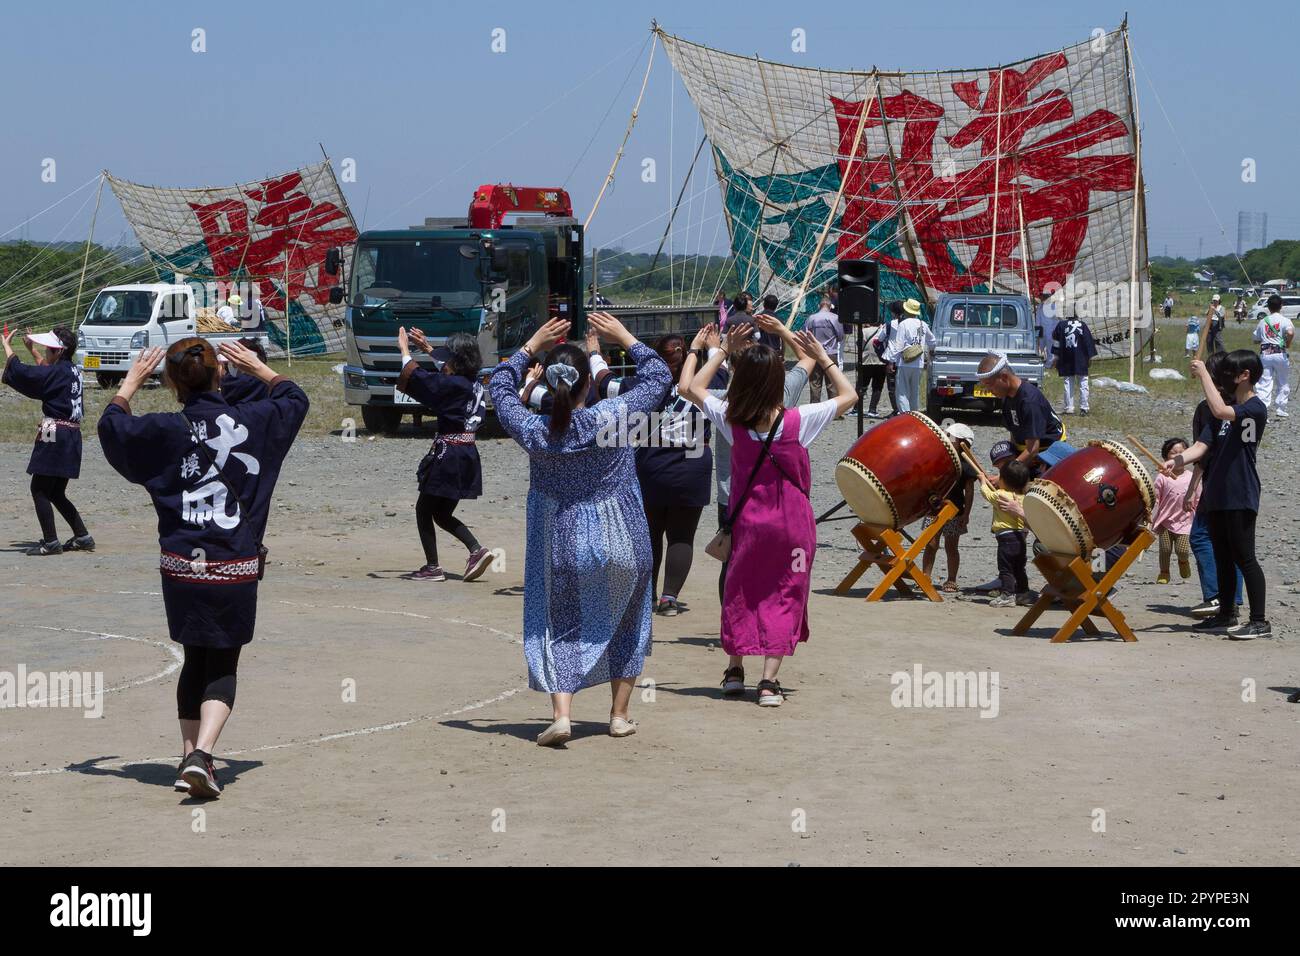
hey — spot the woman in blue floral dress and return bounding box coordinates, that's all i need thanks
[489,313,672,746]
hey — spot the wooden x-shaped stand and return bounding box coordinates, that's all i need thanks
[834,501,958,602]
[1013,529,1155,643]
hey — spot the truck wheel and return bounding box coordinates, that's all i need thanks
[96,372,124,389]
[361,405,402,435]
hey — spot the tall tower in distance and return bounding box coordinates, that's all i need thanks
[1237,211,1268,256]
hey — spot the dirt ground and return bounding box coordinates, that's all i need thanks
[1,388,1297,866]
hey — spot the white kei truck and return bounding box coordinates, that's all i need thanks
[75,284,268,388]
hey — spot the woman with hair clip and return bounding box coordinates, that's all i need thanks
[682,332,857,706]
[488,312,671,746]
[98,338,309,798]
[394,326,493,582]
[2,326,94,556]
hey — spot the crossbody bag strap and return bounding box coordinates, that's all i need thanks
[723,415,781,529]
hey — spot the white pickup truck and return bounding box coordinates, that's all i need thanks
[76,283,268,388]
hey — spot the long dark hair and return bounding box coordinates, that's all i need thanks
[725,343,784,431]
[544,343,591,440]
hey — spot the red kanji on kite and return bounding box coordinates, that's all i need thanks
[831,51,1136,294]
[188,171,357,312]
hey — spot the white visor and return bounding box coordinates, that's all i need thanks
[28,331,65,349]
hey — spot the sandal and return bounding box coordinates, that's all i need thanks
[720,667,745,697]
[941,581,958,593]
[756,679,784,707]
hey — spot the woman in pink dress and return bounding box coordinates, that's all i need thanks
[684,328,856,705]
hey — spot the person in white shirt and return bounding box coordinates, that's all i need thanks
[1034,289,1058,366]
[1206,294,1226,353]
[1252,294,1294,417]
[217,294,241,329]
[803,296,844,402]
[882,297,935,413]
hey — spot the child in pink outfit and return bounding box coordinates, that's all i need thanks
[1151,437,1198,583]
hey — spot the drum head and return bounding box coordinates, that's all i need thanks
[1024,479,1093,559]
[835,458,898,528]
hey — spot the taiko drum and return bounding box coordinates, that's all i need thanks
[834,412,962,530]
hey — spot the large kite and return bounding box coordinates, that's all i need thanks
[659,23,1149,356]
[106,160,357,355]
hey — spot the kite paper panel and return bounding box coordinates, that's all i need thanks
[105,161,357,355]
[661,26,1149,356]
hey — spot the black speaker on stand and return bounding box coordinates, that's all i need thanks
[837,259,879,438]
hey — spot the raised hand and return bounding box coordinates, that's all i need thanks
[409,327,433,354]
[587,311,635,349]
[219,340,275,381]
[525,318,571,355]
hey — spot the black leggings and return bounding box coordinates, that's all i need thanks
[644,503,703,600]
[30,474,87,543]
[177,646,241,720]
[1207,509,1266,622]
[416,493,480,566]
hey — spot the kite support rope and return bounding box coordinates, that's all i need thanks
[73,173,106,332]
[585,32,658,231]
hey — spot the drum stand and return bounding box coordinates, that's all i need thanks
[834,501,958,602]
[1012,529,1155,643]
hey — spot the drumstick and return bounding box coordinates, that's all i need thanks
[959,447,997,492]
[1125,434,1163,470]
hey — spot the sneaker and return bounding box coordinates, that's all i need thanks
[63,534,95,552]
[406,564,446,581]
[1015,590,1037,607]
[1277,410,1290,419]
[1192,614,1237,633]
[867,409,881,419]
[1190,598,1220,619]
[25,539,62,557]
[463,547,492,582]
[720,666,745,697]
[1156,574,1170,585]
[1227,620,1272,640]
[173,761,189,793]
[989,594,1015,608]
[1288,688,1300,704]
[655,596,680,617]
[1080,409,1090,417]
[180,749,221,798]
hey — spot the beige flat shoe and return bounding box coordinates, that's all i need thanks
[536,716,572,747]
[608,715,637,737]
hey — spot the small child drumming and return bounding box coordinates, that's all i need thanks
[977,457,1032,608]
[1151,437,1197,584]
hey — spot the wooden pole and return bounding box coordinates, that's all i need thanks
[585,32,658,231]
[960,446,996,491]
[73,173,105,331]
[788,71,876,326]
[987,71,1004,294]
[285,254,292,367]
[1123,24,1145,383]
[872,71,931,309]
[1016,187,1033,301]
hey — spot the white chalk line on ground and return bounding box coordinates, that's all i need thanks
[7,686,524,778]
[6,607,527,778]
[11,624,183,705]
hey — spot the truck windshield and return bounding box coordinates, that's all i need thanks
[352,240,481,308]
[84,290,156,326]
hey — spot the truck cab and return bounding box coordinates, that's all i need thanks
[75,283,269,388]
[333,185,585,434]
[925,292,1043,418]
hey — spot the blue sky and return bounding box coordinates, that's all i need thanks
[1,0,1294,263]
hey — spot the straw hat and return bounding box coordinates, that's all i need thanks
[902,298,922,316]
